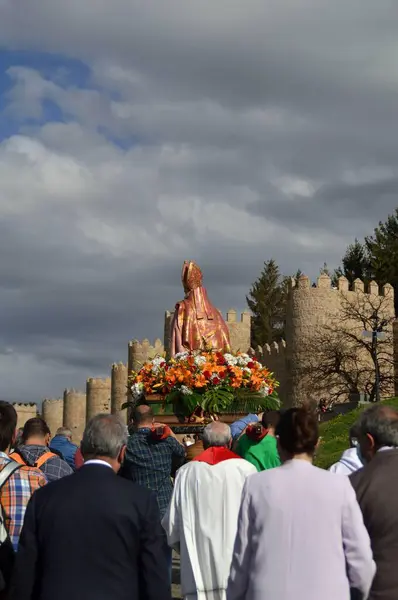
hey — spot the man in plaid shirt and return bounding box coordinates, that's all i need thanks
[121,405,186,518]
[121,404,186,578]
[0,402,47,551]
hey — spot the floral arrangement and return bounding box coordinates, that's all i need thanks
[128,350,280,417]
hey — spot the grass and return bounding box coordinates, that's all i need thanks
[314,397,398,469]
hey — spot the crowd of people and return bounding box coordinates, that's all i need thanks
[0,399,397,599]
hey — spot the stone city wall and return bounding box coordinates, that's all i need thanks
[13,403,38,429]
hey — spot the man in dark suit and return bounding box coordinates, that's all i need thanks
[350,404,398,600]
[9,414,171,600]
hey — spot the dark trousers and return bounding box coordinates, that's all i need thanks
[162,533,173,582]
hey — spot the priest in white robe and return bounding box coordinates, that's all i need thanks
[162,421,256,600]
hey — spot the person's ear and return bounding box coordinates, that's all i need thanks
[366,433,375,450]
[45,434,51,446]
[11,429,17,448]
[118,445,127,464]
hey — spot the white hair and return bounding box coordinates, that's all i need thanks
[56,427,73,438]
[81,414,128,459]
[202,421,231,449]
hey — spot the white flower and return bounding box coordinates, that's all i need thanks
[151,357,166,367]
[259,384,270,397]
[181,385,193,395]
[194,355,207,366]
[236,353,251,366]
[243,367,252,374]
[224,353,238,366]
[150,356,166,374]
[131,382,144,399]
[174,351,189,361]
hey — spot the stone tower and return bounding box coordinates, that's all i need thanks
[86,377,111,421]
[111,363,128,424]
[285,273,395,406]
[42,398,64,436]
[63,389,86,444]
[128,339,164,373]
[13,403,37,429]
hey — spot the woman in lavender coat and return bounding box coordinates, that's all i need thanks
[227,407,375,600]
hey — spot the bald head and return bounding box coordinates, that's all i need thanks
[132,404,154,427]
[357,404,398,462]
[202,421,232,449]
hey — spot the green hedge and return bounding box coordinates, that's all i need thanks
[315,397,398,469]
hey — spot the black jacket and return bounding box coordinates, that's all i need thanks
[350,449,398,600]
[9,463,171,600]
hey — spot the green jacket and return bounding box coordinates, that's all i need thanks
[236,433,281,472]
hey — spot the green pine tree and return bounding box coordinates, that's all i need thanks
[331,239,371,288]
[341,239,371,284]
[366,209,398,314]
[246,259,288,348]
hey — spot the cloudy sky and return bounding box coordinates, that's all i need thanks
[0,1,397,401]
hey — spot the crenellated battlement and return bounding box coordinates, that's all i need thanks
[263,340,287,356]
[290,273,394,299]
[86,377,112,388]
[13,403,38,429]
[128,338,165,372]
[112,362,127,371]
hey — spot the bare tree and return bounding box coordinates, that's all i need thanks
[303,289,395,405]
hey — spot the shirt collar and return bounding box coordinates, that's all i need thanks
[0,451,8,460]
[84,459,113,469]
[378,446,397,452]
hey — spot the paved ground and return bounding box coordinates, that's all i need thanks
[172,552,181,599]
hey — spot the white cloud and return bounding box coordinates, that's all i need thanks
[0,0,398,400]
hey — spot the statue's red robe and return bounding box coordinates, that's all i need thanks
[170,261,231,357]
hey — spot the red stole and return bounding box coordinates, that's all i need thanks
[192,446,241,465]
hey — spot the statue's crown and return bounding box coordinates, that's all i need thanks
[182,260,203,292]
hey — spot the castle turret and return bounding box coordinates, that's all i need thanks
[86,378,111,421]
[111,363,128,423]
[42,398,64,436]
[128,339,164,373]
[63,389,86,444]
[285,274,395,406]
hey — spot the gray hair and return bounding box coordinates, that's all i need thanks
[56,427,72,438]
[202,421,231,449]
[356,404,398,448]
[81,414,128,459]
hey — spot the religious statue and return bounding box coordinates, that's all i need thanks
[170,260,231,357]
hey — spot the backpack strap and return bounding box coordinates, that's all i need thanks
[0,461,22,491]
[35,452,58,469]
[8,452,26,466]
